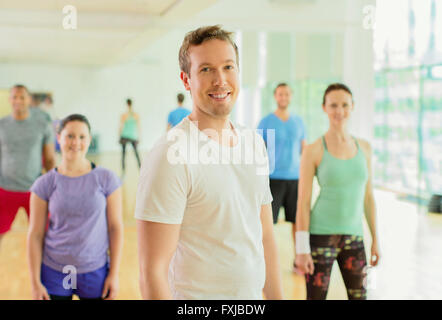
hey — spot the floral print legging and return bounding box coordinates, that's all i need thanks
[306,235,367,300]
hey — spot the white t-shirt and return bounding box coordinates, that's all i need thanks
[135,117,273,300]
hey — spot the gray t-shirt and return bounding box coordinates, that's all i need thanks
[0,109,54,192]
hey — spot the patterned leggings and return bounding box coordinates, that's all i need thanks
[306,235,367,300]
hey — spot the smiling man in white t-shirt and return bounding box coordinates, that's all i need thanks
[135,25,283,300]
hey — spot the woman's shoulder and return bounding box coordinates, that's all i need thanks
[31,169,57,193]
[93,166,116,176]
[355,137,372,154]
[36,168,57,182]
[92,166,122,193]
[302,138,323,166]
[305,137,323,154]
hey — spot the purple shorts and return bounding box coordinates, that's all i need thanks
[41,263,108,299]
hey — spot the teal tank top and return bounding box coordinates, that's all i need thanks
[121,113,138,140]
[309,136,368,236]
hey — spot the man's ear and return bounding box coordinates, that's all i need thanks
[180,71,191,91]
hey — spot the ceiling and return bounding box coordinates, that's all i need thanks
[0,0,178,15]
[0,0,371,66]
[188,0,364,32]
[0,0,218,66]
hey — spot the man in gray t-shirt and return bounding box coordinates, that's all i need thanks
[0,85,55,247]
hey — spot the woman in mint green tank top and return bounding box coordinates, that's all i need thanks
[294,84,380,300]
[119,99,141,176]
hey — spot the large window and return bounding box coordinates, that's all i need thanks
[373,0,442,198]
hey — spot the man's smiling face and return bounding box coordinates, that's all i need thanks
[181,39,239,119]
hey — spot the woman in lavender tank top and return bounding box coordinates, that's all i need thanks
[27,114,123,300]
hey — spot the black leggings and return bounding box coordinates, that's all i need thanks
[306,235,367,300]
[120,137,141,171]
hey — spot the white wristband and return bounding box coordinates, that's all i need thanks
[296,231,311,254]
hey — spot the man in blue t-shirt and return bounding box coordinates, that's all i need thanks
[258,83,307,266]
[167,93,191,130]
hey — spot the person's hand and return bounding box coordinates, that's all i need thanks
[32,282,50,300]
[102,273,119,300]
[370,241,380,266]
[295,253,314,275]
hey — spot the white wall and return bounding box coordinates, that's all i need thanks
[0,40,188,152]
[343,0,376,142]
[0,0,376,152]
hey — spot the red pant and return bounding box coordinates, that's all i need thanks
[0,187,31,234]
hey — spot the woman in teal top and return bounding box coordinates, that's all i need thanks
[119,99,141,175]
[295,83,380,300]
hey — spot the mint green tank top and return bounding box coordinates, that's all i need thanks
[309,136,368,236]
[121,113,138,140]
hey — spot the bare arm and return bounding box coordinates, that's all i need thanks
[27,193,50,300]
[296,143,318,233]
[295,142,320,275]
[360,140,380,266]
[135,113,141,142]
[119,114,126,137]
[261,204,283,300]
[102,187,124,300]
[301,139,307,154]
[42,143,55,172]
[136,220,181,299]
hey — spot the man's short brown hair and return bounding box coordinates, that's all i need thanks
[179,25,239,75]
[274,83,290,95]
[11,84,30,95]
[177,93,185,104]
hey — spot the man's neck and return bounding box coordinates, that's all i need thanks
[274,107,290,121]
[188,108,236,146]
[12,110,30,121]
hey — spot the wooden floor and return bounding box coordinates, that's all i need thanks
[1,151,442,300]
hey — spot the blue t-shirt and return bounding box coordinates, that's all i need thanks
[167,107,191,127]
[257,113,306,180]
